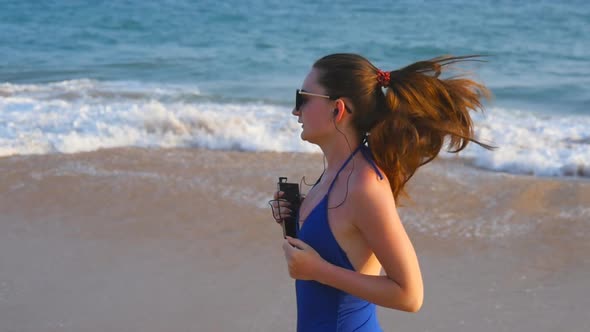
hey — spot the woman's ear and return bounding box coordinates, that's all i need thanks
[334,99,348,122]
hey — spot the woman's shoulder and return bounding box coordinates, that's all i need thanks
[346,160,397,230]
[349,158,393,202]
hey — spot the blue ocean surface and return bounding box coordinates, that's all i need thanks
[1,0,589,177]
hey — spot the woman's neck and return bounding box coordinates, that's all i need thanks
[319,133,361,175]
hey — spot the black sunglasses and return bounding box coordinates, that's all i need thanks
[295,89,352,113]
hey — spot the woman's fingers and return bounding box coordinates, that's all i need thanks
[271,191,293,223]
[273,192,291,210]
[274,206,293,221]
[271,199,291,209]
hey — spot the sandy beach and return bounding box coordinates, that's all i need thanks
[1,147,589,332]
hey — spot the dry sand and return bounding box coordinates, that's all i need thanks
[0,147,589,331]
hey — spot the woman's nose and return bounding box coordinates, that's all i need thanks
[292,108,300,116]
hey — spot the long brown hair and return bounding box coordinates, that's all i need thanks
[313,53,494,200]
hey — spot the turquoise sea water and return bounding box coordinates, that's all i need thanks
[1,0,589,176]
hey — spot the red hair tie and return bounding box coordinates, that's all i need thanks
[377,69,391,87]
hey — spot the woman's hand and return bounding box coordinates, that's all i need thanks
[282,236,328,281]
[270,191,292,225]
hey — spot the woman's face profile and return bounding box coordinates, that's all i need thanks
[293,68,334,143]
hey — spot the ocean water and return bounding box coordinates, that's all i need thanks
[1,0,589,177]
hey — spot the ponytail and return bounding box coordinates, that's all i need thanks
[313,54,494,201]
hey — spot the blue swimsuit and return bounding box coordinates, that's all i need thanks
[296,144,384,332]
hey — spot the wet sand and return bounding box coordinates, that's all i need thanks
[1,147,589,331]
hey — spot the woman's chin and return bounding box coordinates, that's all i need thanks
[300,133,318,145]
[300,131,312,142]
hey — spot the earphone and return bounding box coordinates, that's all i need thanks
[333,108,338,117]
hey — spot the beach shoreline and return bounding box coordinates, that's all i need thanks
[1,147,589,331]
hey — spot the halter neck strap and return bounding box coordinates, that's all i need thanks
[313,143,384,195]
[327,145,361,193]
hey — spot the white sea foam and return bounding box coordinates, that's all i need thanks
[447,107,590,177]
[0,79,316,157]
[1,80,589,178]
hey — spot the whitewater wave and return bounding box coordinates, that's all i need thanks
[1,79,589,178]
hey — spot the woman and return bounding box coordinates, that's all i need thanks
[271,53,492,331]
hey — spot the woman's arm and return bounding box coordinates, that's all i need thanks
[349,177,423,311]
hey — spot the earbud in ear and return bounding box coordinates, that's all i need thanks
[333,108,339,117]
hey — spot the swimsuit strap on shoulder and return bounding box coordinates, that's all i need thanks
[327,145,363,194]
[360,145,384,180]
[326,144,384,194]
